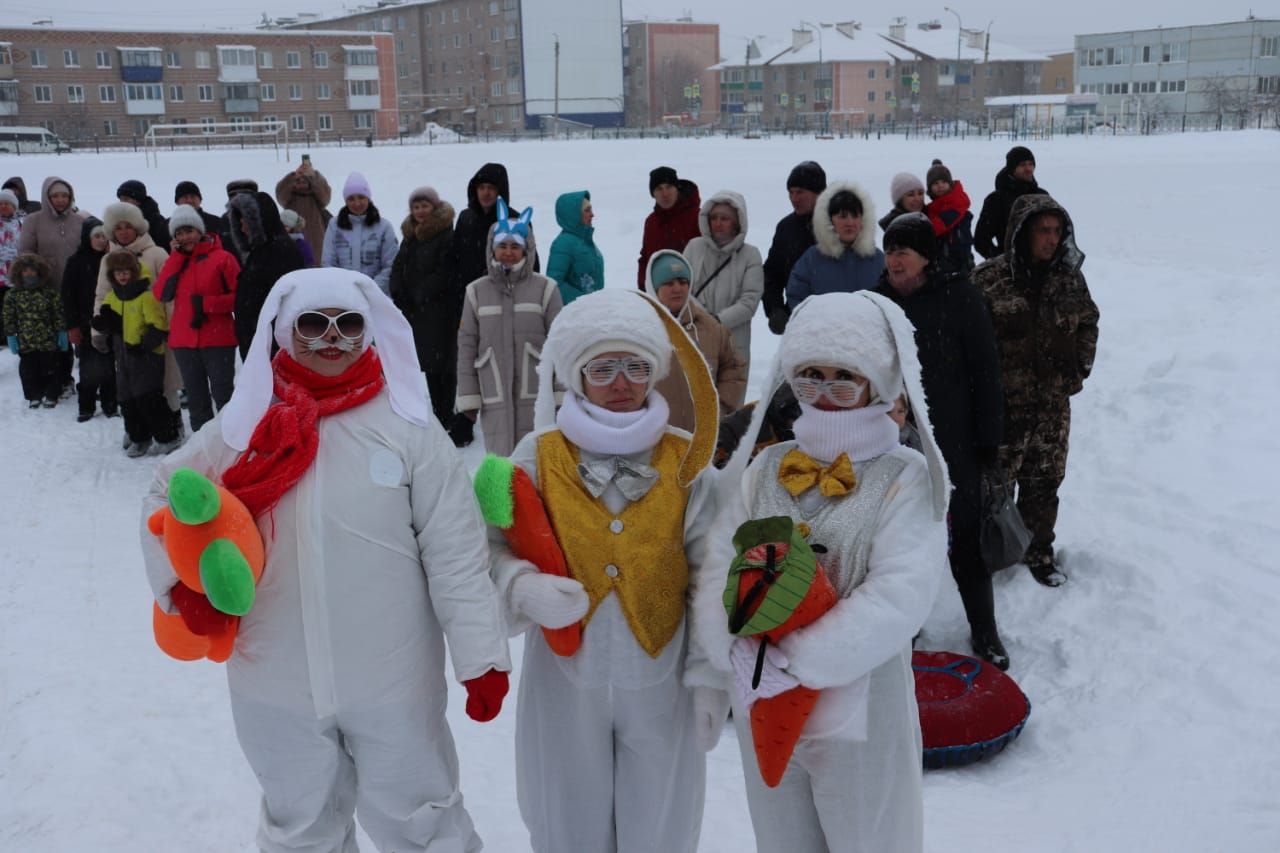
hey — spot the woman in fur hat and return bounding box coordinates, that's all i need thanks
[698,290,951,853]
[486,287,729,853]
[785,181,886,310]
[140,267,512,852]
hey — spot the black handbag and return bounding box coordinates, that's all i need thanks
[980,473,1033,573]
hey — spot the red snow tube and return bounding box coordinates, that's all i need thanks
[912,650,1031,769]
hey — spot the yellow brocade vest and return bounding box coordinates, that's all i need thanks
[536,429,692,658]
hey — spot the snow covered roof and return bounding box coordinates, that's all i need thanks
[4,24,370,38]
[985,93,1099,106]
[768,29,913,66]
[878,28,1048,63]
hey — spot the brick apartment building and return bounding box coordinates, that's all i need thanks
[623,19,720,127]
[0,26,398,144]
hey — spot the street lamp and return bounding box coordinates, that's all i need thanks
[944,7,962,121]
[799,20,829,133]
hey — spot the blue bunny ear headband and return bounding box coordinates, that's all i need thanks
[494,196,534,247]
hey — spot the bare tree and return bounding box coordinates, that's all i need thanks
[1200,74,1252,126]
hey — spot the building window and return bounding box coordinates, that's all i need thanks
[868,67,876,79]
[66,85,85,103]
[489,1,499,13]
[349,80,379,97]
[398,15,406,30]
[452,8,460,22]
[454,34,463,48]
[169,85,183,101]
[220,48,255,67]
[491,27,501,42]
[261,115,277,129]
[397,39,405,55]
[318,113,333,131]
[166,50,181,68]
[868,90,875,102]
[505,23,517,40]
[1261,37,1278,57]
[382,15,392,30]
[63,49,79,68]
[1159,79,1186,93]
[1134,81,1157,94]
[492,54,502,70]
[290,115,305,131]
[313,51,328,68]
[201,117,216,133]
[491,81,503,96]
[230,116,251,131]
[260,51,273,68]
[198,84,214,102]
[125,84,163,102]
[134,118,153,136]
[347,50,378,66]
[508,78,521,95]
[1258,76,1280,94]
[316,82,332,100]
[261,83,276,101]
[440,61,448,75]
[103,119,118,136]
[493,107,503,124]
[196,50,211,69]
[31,48,47,68]
[511,105,521,122]
[99,85,116,103]
[171,118,188,134]
[96,49,112,68]
[353,112,373,130]
[286,51,301,69]
[1161,42,1187,63]
[289,84,303,100]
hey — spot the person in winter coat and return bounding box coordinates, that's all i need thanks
[389,185,459,425]
[220,179,261,262]
[321,172,398,294]
[155,206,240,433]
[974,146,1048,260]
[786,181,885,310]
[452,162,540,291]
[61,218,117,420]
[874,213,1008,667]
[878,172,926,233]
[546,190,604,304]
[0,188,24,321]
[228,192,306,361]
[278,209,316,268]
[141,268,512,852]
[924,161,976,277]
[487,287,727,853]
[173,181,227,239]
[116,179,172,251]
[637,165,701,288]
[698,290,950,853]
[19,176,86,393]
[973,194,1099,587]
[2,177,42,214]
[92,251,178,456]
[644,249,746,433]
[274,164,332,261]
[682,190,764,373]
[4,253,68,407]
[762,161,826,335]
[453,200,562,455]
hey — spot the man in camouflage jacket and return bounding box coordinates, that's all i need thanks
[972,194,1099,586]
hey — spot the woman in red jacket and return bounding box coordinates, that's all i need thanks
[155,205,240,432]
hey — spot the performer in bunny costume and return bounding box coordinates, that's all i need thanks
[140,268,512,853]
[695,290,950,853]
[487,287,729,853]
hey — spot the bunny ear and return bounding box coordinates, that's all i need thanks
[496,197,510,222]
[518,206,533,225]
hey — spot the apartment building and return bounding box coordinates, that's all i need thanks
[1042,51,1075,95]
[0,26,398,142]
[623,19,720,127]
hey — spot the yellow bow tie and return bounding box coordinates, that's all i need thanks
[778,450,857,498]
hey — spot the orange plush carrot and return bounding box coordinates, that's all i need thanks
[473,454,581,656]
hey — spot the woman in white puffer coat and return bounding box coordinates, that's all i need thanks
[681,190,763,372]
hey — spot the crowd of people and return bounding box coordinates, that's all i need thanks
[3,144,1100,852]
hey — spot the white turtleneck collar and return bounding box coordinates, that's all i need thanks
[556,391,670,456]
[791,401,901,464]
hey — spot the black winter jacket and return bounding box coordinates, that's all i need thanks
[390,203,458,373]
[761,211,816,318]
[228,192,304,349]
[61,217,106,338]
[973,170,1047,260]
[451,163,538,290]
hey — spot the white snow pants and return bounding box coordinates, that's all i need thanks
[733,652,924,853]
[230,692,482,853]
[514,633,706,853]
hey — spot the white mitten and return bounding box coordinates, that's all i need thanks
[691,686,731,752]
[729,636,798,709]
[510,573,589,629]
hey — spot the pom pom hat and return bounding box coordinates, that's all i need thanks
[168,204,206,235]
[220,268,433,452]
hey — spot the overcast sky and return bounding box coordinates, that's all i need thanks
[4,1,1277,54]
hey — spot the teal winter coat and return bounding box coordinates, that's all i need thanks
[546,190,604,304]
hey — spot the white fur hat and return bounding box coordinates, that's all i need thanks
[168,203,205,235]
[220,267,433,451]
[544,288,673,401]
[103,201,148,237]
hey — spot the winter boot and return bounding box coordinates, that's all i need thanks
[1027,552,1067,587]
[77,411,94,423]
[970,624,1010,670]
[152,436,185,456]
[126,439,153,458]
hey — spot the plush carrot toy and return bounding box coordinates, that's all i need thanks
[473,453,581,656]
[147,467,266,663]
[724,515,838,787]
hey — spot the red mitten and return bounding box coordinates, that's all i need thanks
[169,581,236,637]
[462,669,509,723]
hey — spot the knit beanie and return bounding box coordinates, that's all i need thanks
[925,160,952,191]
[786,161,827,194]
[104,249,141,278]
[650,252,692,288]
[343,171,373,201]
[226,178,259,197]
[0,188,18,209]
[827,189,864,218]
[103,201,149,236]
[649,166,679,195]
[883,212,937,264]
[409,186,441,207]
[889,172,924,206]
[116,179,148,204]
[168,204,206,235]
[279,209,304,231]
[174,180,202,203]
[1005,146,1035,172]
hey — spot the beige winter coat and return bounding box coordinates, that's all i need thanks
[275,170,333,260]
[681,190,764,370]
[17,175,87,287]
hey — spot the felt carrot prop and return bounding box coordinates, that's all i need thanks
[473,453,581,657]
[724,515,838,787]
[147,468,266,663]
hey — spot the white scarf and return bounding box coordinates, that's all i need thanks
[792,401,901,464]
[556,391,670,456]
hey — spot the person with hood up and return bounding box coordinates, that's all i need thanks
[546,189,604,305]
[973,194,1099,588]
[154,205,240,432]
[786,181,885,310]
[3,177,42,214]
[698,290,950,853]
[762,161,826,335]
[61,217,117,420]
[278,209,316,268]
[116,179,172,251]
[274,162,332,259]
[637,166,701,289]
[453,199,562,454]
[228,191,306,360]
[681,189,763,373]
[389,185,460,425]
[141,267,512,852]
[486,287,727,853]
[19,176,86,394]
[452,162,539,290]
[923,160,975,276]
[878,172,926,233]
[4,253,68,407]
[874,213,1007,667]
[321,172,398,294]
[644,248,746,433]
[974,146,1048,260]
[0,188,24,321]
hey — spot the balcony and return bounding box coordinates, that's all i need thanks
[344,47,380,81]
[222,82,261,113]
[225,99,260,113]
[122,66,163,83]
[0,80,18,116]
[124,98,165,115]
[348,94,380,109]
[119,47,163,82]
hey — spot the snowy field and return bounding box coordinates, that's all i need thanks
[2,131,1278,852]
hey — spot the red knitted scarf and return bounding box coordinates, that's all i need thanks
[222,347,385,518]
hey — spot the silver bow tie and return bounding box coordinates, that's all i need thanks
[577,457,660,501]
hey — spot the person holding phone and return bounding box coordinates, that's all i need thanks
[275,156,332,265]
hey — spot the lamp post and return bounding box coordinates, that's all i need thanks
[800,20,829,133]
[944,6,962,121]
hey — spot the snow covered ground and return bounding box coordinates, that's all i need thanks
[2,131,1278,852]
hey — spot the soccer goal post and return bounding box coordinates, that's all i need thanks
[144,119,289,167]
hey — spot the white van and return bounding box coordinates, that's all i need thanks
[0,126,72,154]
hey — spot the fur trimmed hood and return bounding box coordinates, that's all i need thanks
[696,190,749,253]
[228,191,286,255]
[400,200,455,242]
[812,180,877,260]
[8,252,52,287]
